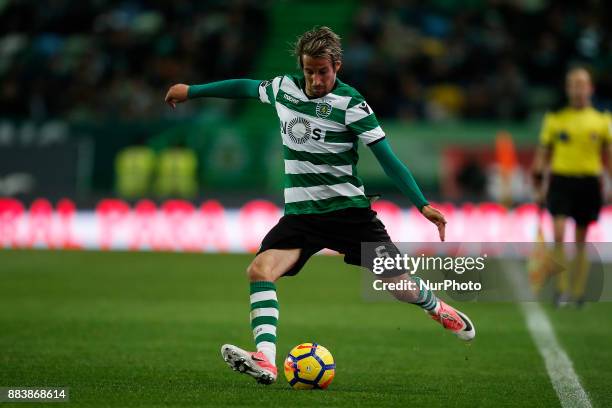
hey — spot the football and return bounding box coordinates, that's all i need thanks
[283,343,335,390]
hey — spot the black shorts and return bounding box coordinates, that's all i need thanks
[257,206,398,276]
[547,174,602,227]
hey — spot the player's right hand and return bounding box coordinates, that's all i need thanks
[165,84,189,108]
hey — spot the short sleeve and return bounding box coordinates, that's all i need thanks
[258,76,282,105]
[345,97,385,145]
[539,113,554,146]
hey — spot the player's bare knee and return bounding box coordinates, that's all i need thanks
[246,258,273,282]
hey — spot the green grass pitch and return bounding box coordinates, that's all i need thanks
[1,250,611,407]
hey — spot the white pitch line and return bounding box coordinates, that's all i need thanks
[521,302,592,408]
[505,262,592,408]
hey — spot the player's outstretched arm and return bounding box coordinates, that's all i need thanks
[165,79,261,108]
[369,138,446,241]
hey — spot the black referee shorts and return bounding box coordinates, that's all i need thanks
[547,174,602,227]
[257,206,400,276]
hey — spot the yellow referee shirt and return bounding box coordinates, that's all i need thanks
[539,107,612,176]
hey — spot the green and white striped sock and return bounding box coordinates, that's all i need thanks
[250,281,279,365]
[411,276,439,313]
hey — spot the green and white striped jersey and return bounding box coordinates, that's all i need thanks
[258,74,385,215]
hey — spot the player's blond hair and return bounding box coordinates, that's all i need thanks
[293,26,342,68]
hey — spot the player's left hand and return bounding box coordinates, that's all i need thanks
[165,83,189,108]
[420,205,447,241]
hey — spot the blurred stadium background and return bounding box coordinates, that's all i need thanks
[1,0,611,250]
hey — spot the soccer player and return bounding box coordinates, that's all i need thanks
[532,67,612,307]
[165,27,475,384]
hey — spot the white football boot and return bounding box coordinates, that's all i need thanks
[221,344,277,384]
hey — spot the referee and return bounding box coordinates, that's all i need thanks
[532,67,612,307]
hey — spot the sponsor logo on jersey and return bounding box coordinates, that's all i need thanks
[316,101,333,119]
[283,93,300,104]
[287,117,311,144]
[358,101,371,115]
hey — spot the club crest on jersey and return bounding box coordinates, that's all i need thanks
[288,117,311,144]
[316,101,333,119]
